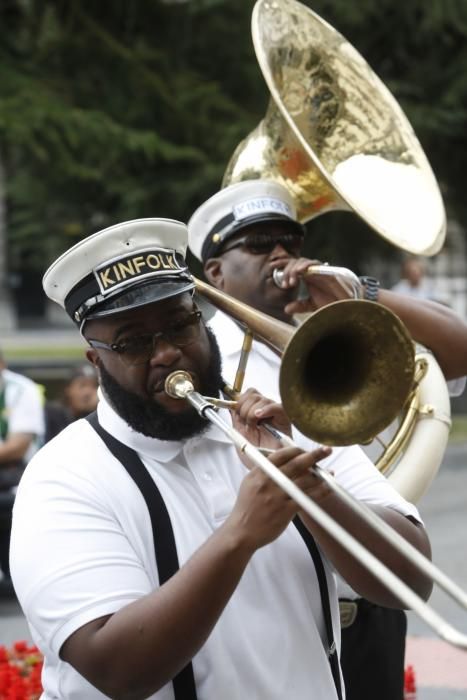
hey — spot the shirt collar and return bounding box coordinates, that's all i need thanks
[96,387,232,463]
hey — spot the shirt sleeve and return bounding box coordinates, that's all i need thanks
[10,446,155,657]
[324,444,422,521]
[291,426,421,522]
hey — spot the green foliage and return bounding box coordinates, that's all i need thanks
[0,0,466,279]
[0,0,255,270]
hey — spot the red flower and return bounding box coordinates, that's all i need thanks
[404,664,417,699]
[0,642,43,700]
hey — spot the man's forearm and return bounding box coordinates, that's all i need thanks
[378,289,467,379]
[0,433,33,464]
[300,493,432,608]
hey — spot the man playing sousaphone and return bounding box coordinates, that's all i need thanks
[188,179,467,700]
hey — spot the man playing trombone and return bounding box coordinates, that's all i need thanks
[188,179,467,699]
[10,218,433,700]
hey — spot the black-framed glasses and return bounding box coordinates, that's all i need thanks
[220,230,304,256]
[88,310,202,367]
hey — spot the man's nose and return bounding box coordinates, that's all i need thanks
[148,337,182,366]
[269,242,291,260]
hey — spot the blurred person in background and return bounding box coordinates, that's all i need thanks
[44,363,98,443]
[0,349,44,595]
[391,255,436,301]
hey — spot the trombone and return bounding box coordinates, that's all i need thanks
[184,277,467,649]
[195,276,416,446]
[165,369,467,650]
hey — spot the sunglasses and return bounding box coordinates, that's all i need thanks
[220,230,304,256]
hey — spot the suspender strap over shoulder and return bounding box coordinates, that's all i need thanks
[293,517,343,700]
[86,412,198,700]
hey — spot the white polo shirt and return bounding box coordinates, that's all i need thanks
[11,386,419,700]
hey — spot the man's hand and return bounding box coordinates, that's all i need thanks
[227,444,333,551]
[271,257,357,316]
[231,387,292,453]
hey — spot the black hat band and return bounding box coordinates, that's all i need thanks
[65,247,189,323]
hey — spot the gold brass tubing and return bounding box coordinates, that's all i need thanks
[204,397,238,410]
[233,329,254,394]
[376,357,428,475]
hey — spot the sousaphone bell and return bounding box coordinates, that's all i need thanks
[223,0,446,256]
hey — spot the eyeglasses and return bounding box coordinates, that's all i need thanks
[220,230,304,256]
[88,310,202,367]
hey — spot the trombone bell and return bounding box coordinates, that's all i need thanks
[195,278,415,447]
[279,299,415,445]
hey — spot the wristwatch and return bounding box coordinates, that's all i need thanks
[359,276,380,302]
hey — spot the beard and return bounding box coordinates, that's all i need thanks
[99,327,225,441]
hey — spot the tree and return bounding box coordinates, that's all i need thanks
[0,157,16,329]
[0,0,466,292]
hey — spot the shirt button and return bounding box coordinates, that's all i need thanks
[203,472,213,482]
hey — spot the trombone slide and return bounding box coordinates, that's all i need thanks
[165,370,467,650]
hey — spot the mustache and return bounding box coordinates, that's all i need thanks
[151,370,180,394]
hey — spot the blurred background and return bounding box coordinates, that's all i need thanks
[1,0,466,408]
[1,3,467,307]
[0,2,466,697]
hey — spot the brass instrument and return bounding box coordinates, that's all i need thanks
[373,348,451,502]
[165,369,467,649]
[223,0,446,256]
[195,276,415,446]
[272,263,452,500]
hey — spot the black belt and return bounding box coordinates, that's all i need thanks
[339,598,381,628]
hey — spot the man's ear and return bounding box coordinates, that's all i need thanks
[86,347,100,369]
[204,258,224,289]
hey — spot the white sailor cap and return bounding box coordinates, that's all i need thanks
[43,218,194,325]
[188,180,304,262]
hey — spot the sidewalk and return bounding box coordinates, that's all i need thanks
[406,638,467,699]
[0,597,29,646]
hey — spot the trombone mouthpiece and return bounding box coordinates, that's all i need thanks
[164,371,194,400]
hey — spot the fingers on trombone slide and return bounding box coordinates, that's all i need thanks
[268,445,333,500]
[231,388,292,436]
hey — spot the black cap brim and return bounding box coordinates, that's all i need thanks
[85,277,195,321]
[202,214,305,261]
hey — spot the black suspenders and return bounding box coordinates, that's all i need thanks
[293,517,343,699]
[87,412,198,700]
[86,412,342,700]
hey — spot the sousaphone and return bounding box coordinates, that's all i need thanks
[222,0,451,502]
